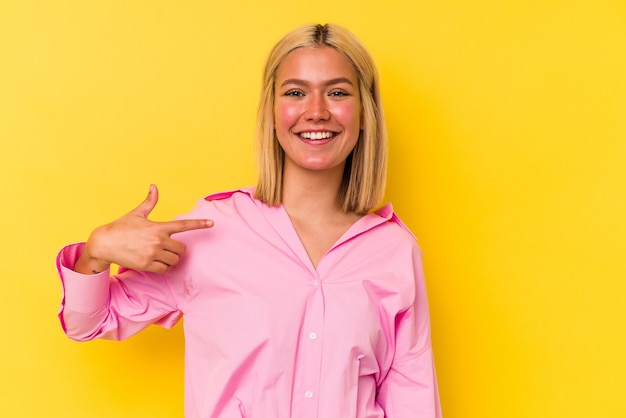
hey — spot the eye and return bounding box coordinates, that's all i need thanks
[329,90,349,97]
[284,89,304,97]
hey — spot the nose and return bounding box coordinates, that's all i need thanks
[304,93,330,122]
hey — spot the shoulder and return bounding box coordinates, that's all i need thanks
[176,187,262,220]
[347,202,422,264]
[372,203,419,245]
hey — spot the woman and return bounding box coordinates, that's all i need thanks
[57,23,441,417]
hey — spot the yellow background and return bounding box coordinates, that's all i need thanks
[1,1,625,417]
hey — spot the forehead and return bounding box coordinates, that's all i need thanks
[275,46,358,84]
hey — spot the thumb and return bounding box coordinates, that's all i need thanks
[131,184,159,218]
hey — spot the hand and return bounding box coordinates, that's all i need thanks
[74,184,213,274]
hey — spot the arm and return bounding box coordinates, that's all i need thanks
[57,185,213,341]
[377,245,442,417]
[57,243,182,341]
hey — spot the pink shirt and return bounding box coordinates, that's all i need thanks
[57,189,441,417]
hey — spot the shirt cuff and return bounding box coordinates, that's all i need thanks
[56,242,111,314]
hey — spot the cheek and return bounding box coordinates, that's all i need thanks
[333,103,361,128]
[274,101,300,131]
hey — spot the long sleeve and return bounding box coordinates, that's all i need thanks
[57,242,183,342]
[376,244,442,417]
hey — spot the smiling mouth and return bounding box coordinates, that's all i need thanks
[298,131,338,140]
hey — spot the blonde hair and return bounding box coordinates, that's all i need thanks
[255,23,387,214]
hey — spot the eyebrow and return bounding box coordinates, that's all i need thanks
[279,77,355,88]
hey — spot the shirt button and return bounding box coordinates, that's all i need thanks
[313,280,319,285]
[305,391,314,399]
[308,332,317,340]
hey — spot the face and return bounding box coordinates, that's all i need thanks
[274,46,361,176]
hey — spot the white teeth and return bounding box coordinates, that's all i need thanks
[300,131,334,140]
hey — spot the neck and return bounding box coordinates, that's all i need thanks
[281,163,346,220]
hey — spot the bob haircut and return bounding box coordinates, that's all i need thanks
[254,23,387,215]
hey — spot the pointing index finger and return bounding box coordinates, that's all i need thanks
[162,219,214,235]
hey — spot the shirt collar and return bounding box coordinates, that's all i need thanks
[204,187,416,249]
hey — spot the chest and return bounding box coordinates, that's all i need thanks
[179,227,414,356]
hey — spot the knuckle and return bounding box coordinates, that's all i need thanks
[169,255,180,267]
[155,235,167,246]
[138,259,152,271]
[140,246,155,258]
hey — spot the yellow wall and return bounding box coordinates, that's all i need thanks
[1,1,624,417]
